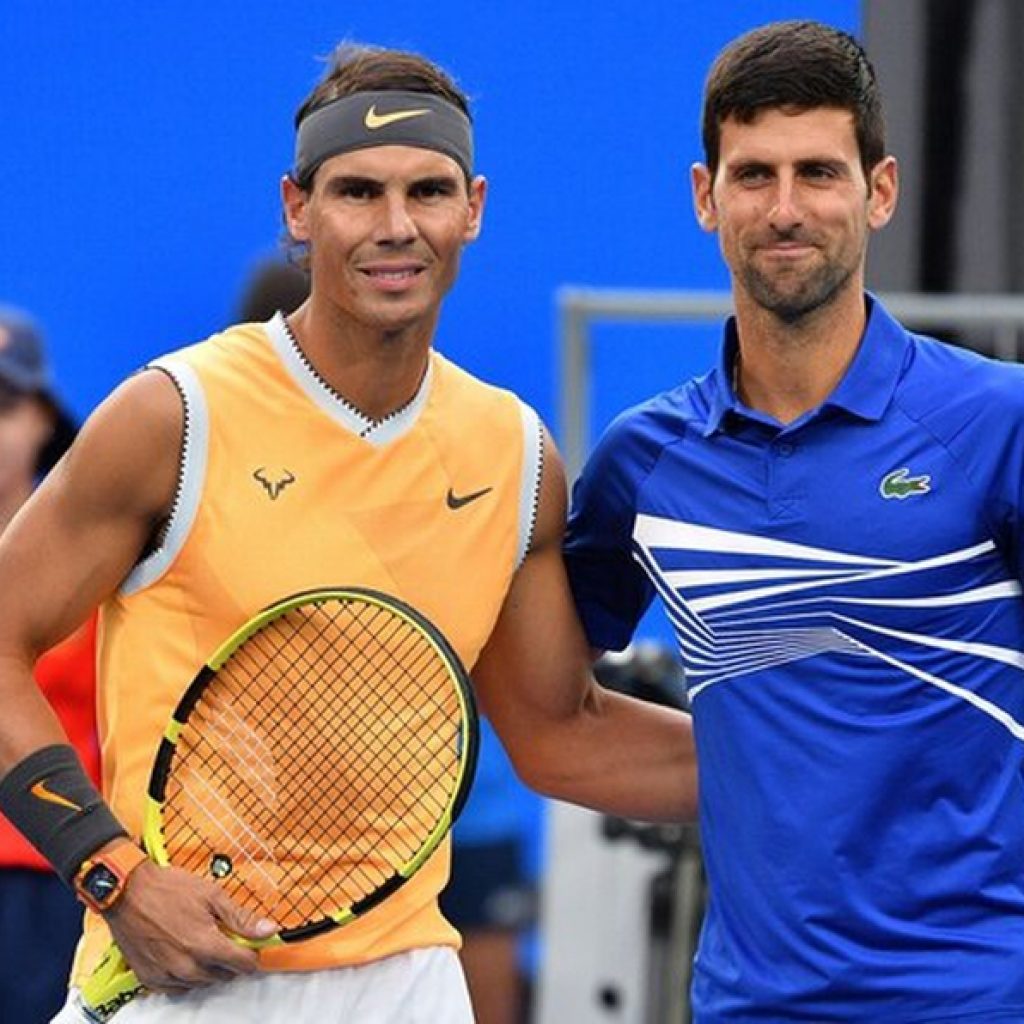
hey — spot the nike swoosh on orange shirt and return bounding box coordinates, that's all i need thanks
[30,779,83,811]
[446,486,493,510]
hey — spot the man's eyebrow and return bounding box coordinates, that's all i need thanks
[725,158,772,173]
[320,172,463,192]
[795,157,848,169]
[723,156,852,174]
[410,173,460,188]
[323,174,382,191]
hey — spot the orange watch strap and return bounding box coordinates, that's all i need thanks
[100,842,149,877]
[75,842,149,912]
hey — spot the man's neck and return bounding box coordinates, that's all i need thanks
[285,301,435,423]
[732,287,867,426]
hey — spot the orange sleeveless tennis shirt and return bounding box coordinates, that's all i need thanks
[73,315,542,982]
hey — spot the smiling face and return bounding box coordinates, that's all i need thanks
[692,106,897,324]
[282,145,485,336]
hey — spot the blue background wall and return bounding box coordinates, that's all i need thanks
[2,0,857,434]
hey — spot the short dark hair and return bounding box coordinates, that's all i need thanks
[295,42,471,133]
[701,20,885,178]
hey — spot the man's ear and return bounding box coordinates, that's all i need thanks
[691,163,718,233]
[867,155,898,231]
[281,175,311,243]
[463,175,487,243]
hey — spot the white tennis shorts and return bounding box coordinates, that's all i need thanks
[53,947,474,1023]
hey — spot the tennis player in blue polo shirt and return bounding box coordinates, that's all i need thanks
[566,20,1024,1023]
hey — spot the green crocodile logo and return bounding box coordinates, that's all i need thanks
[879,467,931,500]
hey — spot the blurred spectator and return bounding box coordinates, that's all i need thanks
[0,306,99,1023]
[237,258,309,322]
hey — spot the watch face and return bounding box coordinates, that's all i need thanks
[82,864,119,906]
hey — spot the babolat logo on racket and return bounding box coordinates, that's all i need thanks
[253,467,296,500]
[79,988,142,1023]
[879,467,931,500]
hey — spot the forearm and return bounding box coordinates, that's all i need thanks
[476,438,698,823]
[0,651,71,770]
[0,650,126,884]
[510,686,698,824]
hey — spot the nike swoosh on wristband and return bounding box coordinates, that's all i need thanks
[364,105,431,130]
[30,779,84,811]
[446,486,493,510]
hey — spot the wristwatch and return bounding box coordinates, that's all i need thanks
[73,843,148,913]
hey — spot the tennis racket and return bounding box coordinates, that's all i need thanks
[77,586,479,1022]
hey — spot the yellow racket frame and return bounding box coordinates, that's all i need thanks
[78,587,478,1021]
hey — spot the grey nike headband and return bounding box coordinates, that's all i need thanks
[293,90,474,187]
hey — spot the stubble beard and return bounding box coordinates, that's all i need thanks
[740,256,856,326]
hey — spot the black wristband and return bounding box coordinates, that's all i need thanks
[0,744,127,884]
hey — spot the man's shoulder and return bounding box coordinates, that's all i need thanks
[432,351,518,400]
[601,376,708,450]
[154,321,267,369]
[583,376,709,489]
[900,331,1024,417]
[430,352,530,432]
[889,332,1024,477]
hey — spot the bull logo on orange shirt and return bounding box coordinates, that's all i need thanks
[253,467,296,500]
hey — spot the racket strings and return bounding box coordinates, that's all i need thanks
[160,597,466,931]
[281,604,459,902]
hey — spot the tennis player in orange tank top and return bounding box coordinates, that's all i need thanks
[0,43,696,1024]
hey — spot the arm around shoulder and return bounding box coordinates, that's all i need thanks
[471,427,698,823]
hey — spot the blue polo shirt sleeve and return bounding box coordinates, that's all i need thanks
[915,352,1024,586]
[564,410,657,651]
[981,369,1024,583]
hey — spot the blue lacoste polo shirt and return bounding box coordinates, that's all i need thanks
[566,296,1024,1022]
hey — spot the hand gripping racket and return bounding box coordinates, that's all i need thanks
[77,587,479,1021]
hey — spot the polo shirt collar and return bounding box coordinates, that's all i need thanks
[701,293,910,436]
[702,320,742,436]
[821,294,909,421]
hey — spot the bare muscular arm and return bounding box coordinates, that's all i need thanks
[0,369,272,992]
[0,370,182,766]
[472,429,697,824]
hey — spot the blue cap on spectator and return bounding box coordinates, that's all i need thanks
[0,305,59,399]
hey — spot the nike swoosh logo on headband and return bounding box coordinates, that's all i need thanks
[364,105,431,130]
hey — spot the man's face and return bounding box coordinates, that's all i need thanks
[692,107,897,324]
[282,145,485,335]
